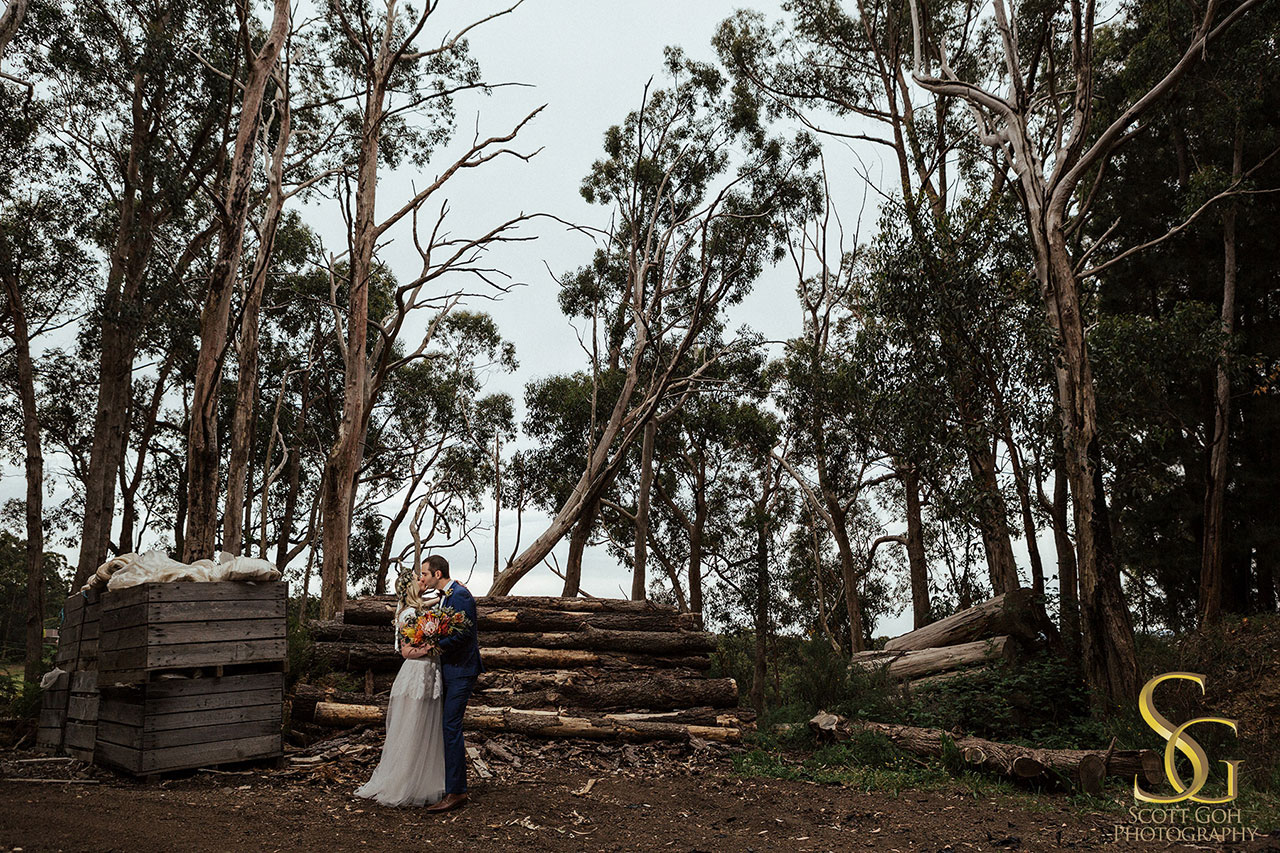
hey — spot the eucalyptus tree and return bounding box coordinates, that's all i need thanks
[715,3,1035,611]
[314,0,541,617]
[32,0,235,587]
[1082,0,1280,624]
[898,0,1268,703]
[490,48,820,596]
[0,85,91,680]
[183,0,291,562]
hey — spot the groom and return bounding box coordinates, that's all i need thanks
[422,554,483,812]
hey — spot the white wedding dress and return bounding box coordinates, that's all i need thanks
[354,608,446,807]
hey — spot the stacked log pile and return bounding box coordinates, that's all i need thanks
[849,589,1052,689]
[297,595,750,743]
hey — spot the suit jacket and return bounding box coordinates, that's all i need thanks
[435,582,484,680]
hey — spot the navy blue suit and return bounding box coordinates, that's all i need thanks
[435,581,483,794]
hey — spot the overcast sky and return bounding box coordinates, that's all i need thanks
[2,0,1053,638]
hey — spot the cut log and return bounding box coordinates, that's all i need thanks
[289,684,382,723]
[883,589,1045,651]
[342,595,682,626]
[313,642,711,673]
[309,620,716,655]
[850,637,1013,681]
[907,666,991,690]
[313,701,384,727]
[474,675,737,712]
[479,608,704,633]
[809,713,1162,794]
[309,701,740,742]
[466,706,740,743]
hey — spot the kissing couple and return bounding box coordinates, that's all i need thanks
[355,553,484,811]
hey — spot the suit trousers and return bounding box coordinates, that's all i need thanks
[441,674,476,794]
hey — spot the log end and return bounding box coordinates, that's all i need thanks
[1076,754,1106,796]
[1011,755,1045,779]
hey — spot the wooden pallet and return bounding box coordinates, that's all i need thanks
[56,590,101,672]
[64,671,99,762]
[96,671,284,774]
[98,582,287,686]
[36,670,69,754]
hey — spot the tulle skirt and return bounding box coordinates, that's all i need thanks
[353,657,445,807]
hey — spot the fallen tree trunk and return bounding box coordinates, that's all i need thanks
[310,620,716,655]
[342,595,682,626]
[907,666,991,690]
[313,642,711,673]
[850,637,1013,681]
[474,675,737,711]
[884,589,1044,651]
[308,701,741,742]
[810,713,1161,795]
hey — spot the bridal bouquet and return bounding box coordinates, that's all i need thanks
[400,605,470,650]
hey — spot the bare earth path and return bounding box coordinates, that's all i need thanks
[3,765,1274,853]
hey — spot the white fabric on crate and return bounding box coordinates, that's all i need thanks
[354,609,445,807]
[102,549,282,591]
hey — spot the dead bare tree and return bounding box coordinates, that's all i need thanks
[315,0,540,617]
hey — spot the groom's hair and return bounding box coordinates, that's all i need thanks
[426,554,450,578]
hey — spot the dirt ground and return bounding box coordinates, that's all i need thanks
[2,743,1276,853]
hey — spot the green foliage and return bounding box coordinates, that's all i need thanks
[0,532,68,666]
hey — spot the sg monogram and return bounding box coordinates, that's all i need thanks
[1134,672,1240,805]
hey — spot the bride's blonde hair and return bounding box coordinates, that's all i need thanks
[395,564,429,616]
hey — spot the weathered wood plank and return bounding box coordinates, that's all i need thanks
[102,687,282,722]
[99,717,279,751]
[104,734,282,774]
[70,671,97,692]
[102,599,286,633]
[144,703,280,733]
[100,638,287,674]
[66,695,100,721]
[144,671,283,699]
[101,619,284,652]
[64,722,96,750]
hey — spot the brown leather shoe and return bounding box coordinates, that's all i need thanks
[425,793,468,812]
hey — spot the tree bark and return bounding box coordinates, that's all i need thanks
[561,497,598,597]
[1,266,46,683]
[1199,125,1243,626]
[850,636,1015,680]
[901,463,931,629]
[1049,435,1081,655]
[632,419,656,600]
[884,589,1044,651]
[1043,226,1140,706]
[967,438,1021,595]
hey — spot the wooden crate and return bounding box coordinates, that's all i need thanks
[96,671,284,774]
[36,670,69,753]
[98,582,287,685]
[64,671,99,762]
[56,590,101,672]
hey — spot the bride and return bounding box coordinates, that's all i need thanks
[353,564,446,807]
